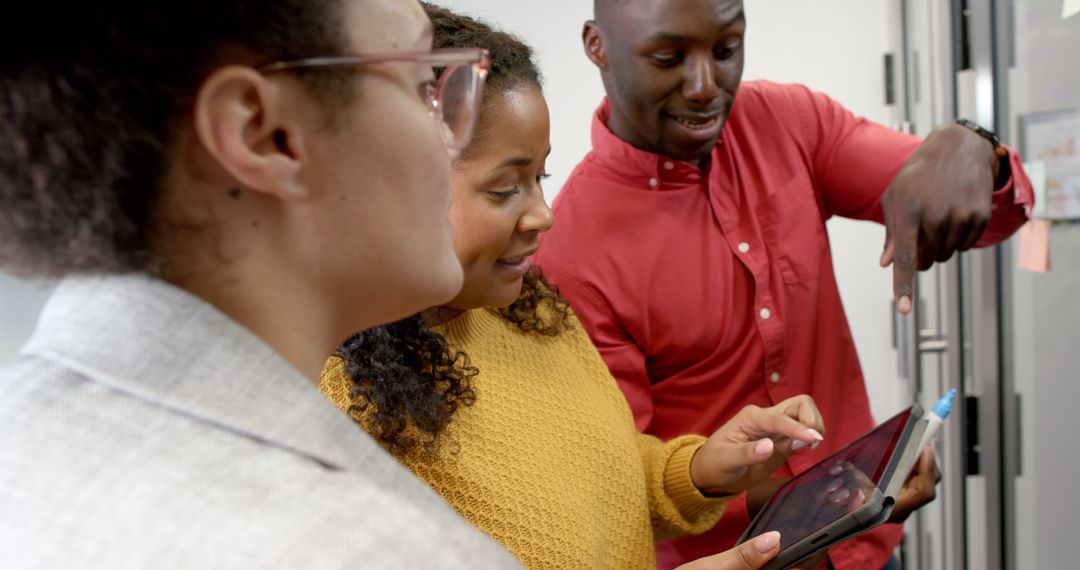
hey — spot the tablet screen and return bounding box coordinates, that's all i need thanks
[743,407,913,551]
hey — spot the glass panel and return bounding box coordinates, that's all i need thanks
[996,1,1080,569]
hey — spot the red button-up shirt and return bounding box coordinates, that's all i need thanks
[535,81,1033,570]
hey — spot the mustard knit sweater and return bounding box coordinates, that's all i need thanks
[321,308,728,569]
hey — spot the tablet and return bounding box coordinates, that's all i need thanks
[737,405,927,570]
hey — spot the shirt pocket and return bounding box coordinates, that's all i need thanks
[757,176,827,285]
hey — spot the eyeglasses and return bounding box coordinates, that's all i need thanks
[258,48,490,151]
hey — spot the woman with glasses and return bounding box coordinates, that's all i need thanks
[321,5,825,569]
[0,1,517,567]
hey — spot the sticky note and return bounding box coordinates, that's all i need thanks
[1065,0,1080,19]
[1018,219,1052,272]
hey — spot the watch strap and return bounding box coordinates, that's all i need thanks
[956,118,1008,157]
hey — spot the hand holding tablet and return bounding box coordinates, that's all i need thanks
[737,405,929,570]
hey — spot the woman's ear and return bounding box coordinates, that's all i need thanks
[193,66,310,201]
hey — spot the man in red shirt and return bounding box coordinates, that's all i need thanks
[534,0,1034,568]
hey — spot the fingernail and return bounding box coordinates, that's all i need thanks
[811,440,822,450]
[856,489,867,505]
[755,531,781,553]
[829,463,844,476]
[792,440,807,451]
[827,478,843,493]
[830,488,851,504]
[806,429,824,442]
[899,296,913,313]
[755,439,774,457]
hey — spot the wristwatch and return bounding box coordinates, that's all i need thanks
[955,118,1008,157]
[956,118,1011,188]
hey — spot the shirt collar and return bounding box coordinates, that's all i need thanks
[590,98,708,191]
[22,274,378,472]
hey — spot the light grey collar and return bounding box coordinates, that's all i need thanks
[22,273,375,471]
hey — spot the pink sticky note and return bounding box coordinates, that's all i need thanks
[1018,219,1052,272]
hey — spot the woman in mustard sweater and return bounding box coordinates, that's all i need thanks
[321,5,826,569]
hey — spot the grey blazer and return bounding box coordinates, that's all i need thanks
[0,275,520,569]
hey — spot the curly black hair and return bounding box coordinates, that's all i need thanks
[338,268,573,454]
[336,5,574,453]
[0,2,348,277]
[337,315,478,456]
[498,270,572,337]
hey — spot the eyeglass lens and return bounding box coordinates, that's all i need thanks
[436,63,484,150]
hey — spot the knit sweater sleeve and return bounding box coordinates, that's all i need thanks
[637,432,730,541]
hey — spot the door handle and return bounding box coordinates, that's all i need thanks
[891,121,916,134]
[919,329,949,352]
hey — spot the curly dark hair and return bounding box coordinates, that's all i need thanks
[498,270,573,337]
[338,269,572,453]
[336,7,573,453]
[0,2,349,278]
[337,315,479,456]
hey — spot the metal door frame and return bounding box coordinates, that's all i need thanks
[967,0,1013,568]
[894,0,1010,568]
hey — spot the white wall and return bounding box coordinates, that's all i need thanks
[0,2,908,423]
[436,0,905,421]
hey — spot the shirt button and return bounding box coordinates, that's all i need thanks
[738,242,750,253]
[648,178,659,188]
[663,161,675,170]
[760,307,772,320]
[770,372,781,384]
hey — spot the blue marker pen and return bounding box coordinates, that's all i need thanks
[917,389,957,451]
